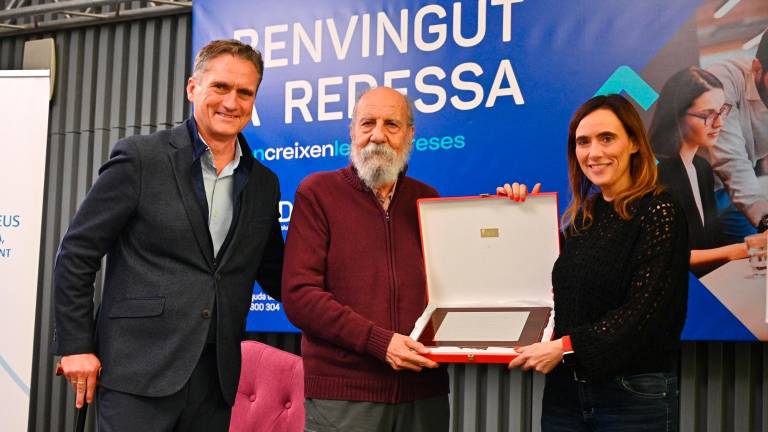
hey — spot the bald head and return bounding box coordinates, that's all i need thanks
[352,87,414,128]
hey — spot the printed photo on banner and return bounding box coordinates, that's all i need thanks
[641,0,766,278]
[636,0,767,342]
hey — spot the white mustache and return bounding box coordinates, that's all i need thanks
[360,143,396,160]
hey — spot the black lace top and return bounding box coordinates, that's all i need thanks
[552,191,689,379]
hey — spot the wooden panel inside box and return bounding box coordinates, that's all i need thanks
[417,307,552,348]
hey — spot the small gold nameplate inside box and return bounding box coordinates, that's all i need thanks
[480,228,499,238]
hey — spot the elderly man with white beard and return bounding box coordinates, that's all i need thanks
[282,86,450,432]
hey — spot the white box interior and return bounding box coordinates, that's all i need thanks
[409,195,560,357]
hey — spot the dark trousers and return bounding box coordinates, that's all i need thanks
[304,395,449,432]
[97,344,231,432]
[541,368,679,432]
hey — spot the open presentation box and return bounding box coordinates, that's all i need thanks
[409,194,560,363]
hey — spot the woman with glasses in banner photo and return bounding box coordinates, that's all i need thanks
[649,67,748,277]
[498,94,689,431]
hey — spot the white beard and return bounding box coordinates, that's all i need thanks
[350,142,411,191]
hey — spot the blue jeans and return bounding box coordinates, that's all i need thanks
[541,368,679,432]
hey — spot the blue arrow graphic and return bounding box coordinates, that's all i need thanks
[0,354,30,396]
[595,65,658,110]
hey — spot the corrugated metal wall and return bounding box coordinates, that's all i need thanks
[1,11,197,432]
[1,7,766,432]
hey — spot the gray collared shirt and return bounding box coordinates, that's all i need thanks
[199,135,242,257]
[706,57,768,225]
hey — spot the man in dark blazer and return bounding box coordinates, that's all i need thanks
[52,39,283,431]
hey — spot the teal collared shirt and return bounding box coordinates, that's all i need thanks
[199,135,242,257]
[185,117,254,263]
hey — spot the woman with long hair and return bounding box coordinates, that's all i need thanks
[500,94,689,431]
[649,67,748,276]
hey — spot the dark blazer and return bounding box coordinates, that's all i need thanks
[657,155,721,250]
[52,120,283,405]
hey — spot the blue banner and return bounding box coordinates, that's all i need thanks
[194,0,766,340]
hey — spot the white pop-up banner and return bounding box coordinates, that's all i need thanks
[0,70,50,431]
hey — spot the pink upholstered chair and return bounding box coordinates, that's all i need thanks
[229,341,305,432]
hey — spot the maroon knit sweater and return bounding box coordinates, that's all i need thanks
[282,166,450,403]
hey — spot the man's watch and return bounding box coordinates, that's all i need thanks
[758,214,768,233]
[561,350,576,367]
